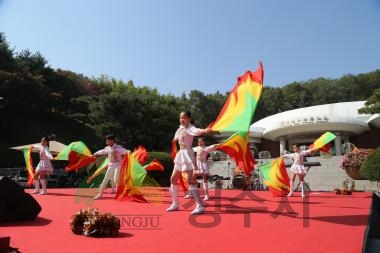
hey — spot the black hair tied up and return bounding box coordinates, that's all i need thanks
[41,136,51,147]
[105,134,116,141]
[181,110,195,124]
[182,110,192,118]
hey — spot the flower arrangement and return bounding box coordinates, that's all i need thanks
[339,148,374,171]
[339,148,374,180]
[70,208,120,237]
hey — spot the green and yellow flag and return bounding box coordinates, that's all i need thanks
[260,158,290,197]
[209,62,264,132]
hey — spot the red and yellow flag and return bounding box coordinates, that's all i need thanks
[132,145,148,165]
[216,131,256,175]
[55,141,95,172]
[22,147,35,186]
[116,151,147,202]
[143,159,165,171]
[171,141,189,191]
[260,157,290,197]
[209,62,264,132]
[309,132,336,155]
[65,152,96,172]
[86,158,109,183]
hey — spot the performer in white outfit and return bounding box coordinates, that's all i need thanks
[167,111,211,215]
[92,135,129,199]
[282,145,315,198]
[32,136,54,195]
[184,138,216,200]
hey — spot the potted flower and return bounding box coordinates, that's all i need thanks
[339,148,374,180]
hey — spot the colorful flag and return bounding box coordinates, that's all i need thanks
[309,132,336,155]
[260,158,290,197]
[86,158,109,183]
[22,146,35,186]
[132,145,148,165]
[216,131,256,175]
[171,141,177,160]
[209,62,264,132]
[116,151,147,202]
[171,140,189,191]
[143,159,165,171]
[55,141,95,172]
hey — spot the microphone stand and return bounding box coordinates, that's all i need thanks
[227,162,231,190]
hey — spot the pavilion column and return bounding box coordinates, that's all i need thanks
[334,132,342,156]
[279,137,287,155]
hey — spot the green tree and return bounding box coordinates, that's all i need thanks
[255,87,284,121]
[0,33,16,71]
[180,90,227,128]
[71,78,182,151]
[359,88,380,114]
[280,82,312,111]
[15,49,47,75]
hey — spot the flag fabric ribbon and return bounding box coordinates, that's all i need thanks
[143,159,165,171]
[309,132,336,154]
[55,141,95,172]
[115,147,149,202]
[216,131,256,175]
[171,140,189,191]
[86,158,109,183]
[208,62,264,133]
[22,146,35,186]
[260,157,290,197]
[133,145,148,165]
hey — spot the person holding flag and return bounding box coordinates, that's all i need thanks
[167,111,212,215]
[91,134,129,200]
[184,137,217,201]
[282,145,316,198]
[32,136,54,195]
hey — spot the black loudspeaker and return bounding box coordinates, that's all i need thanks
[0,176,41,223]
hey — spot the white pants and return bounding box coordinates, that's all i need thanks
[99,166,120,190]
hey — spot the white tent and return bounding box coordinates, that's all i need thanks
[9,141,67,155]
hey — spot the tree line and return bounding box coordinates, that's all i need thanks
[1,32,379,167]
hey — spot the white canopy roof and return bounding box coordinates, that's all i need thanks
[250,101,373,141]
[9,141,67,155]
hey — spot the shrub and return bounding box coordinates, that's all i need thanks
[360,147,380,183]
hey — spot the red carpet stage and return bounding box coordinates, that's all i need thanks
[1,188,372,253]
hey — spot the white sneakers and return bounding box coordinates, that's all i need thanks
[32,189,47,194]
[93,193,102,200]
[184,193,193,199]
[166,203,179,212]
[185,193,210,200]
[191,205,205,215]
[93,188,116,199]
[166,203,205,215]
[287,192,306,198]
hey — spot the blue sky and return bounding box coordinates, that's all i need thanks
[1,0,380,95]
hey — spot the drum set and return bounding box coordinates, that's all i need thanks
[231,167,267,191]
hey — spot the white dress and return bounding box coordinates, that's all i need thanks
[283,150,313,175]
[35,145,54,175]
[193,145,216,174]
[173,124,203,171]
